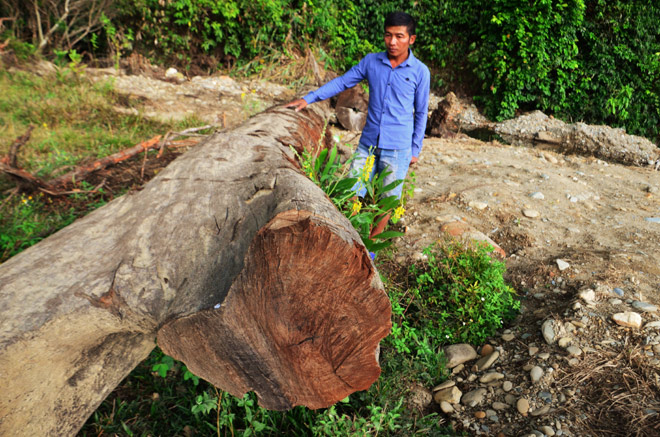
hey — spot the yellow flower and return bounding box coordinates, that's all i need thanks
[28,196,33,200]
[42,123,48,129]
[352,201,362,214]
[362,154,375,182]
[394,205,405,219]
[241,92,246,100]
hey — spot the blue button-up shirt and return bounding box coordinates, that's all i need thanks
[303,50,431,157]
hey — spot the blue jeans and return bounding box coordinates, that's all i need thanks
[349,143,412,199]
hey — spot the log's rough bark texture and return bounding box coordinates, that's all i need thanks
[0,104,391,435]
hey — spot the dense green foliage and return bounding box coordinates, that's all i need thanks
[2,0,658,140]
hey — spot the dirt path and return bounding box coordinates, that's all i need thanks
[100,69,660,436]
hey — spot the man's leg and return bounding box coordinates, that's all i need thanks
[370,147,412,238]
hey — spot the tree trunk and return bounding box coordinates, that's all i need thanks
[0,104,391,435]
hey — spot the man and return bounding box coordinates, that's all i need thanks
[285,11,430,237]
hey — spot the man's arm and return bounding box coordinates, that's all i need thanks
[411,67,431,160]
[285,55,370,110]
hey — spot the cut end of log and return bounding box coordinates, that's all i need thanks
[157,209,391,410]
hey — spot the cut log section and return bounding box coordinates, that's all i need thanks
[0,104,391,435]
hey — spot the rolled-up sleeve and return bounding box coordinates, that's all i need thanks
[303,56,369,104]
[411,67,431,158]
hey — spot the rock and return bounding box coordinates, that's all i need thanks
[558,337,572,348]
[579,289,597,304]
[613,287,625,297]
[505,394,517,405]
[474,411,486,419]
[468,201,488,210]
[433,380,456,392]
[480,344,494,357]
[529,192,545,200]
[523,209,540,218]
[529,346,539,356]
[502,381,513,392]
[517,398,530,416]
[530,366,544,383]
[530,405,552,416]
[566,346,582,356]
[473,351,500,372]
[434,386,463,405]
[540,425,556,436]
[542,320,557,344]
[444,344,478,368]
[335,86,369,131]
[452,364,465,375]
[480,372,504,383]
[462,388,487,407]
[632,301,658,313]
[556,259,570,271]
[492,401,509,410]
[537,352,551,360]
[439,221,507,258]
[501,333,515,342]
[644,321,660,329]
[610,298,623,305]
[612,312,643,329]
[440,401,454,414]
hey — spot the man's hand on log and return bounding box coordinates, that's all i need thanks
[284,99,308,112]
[410,156,419,166]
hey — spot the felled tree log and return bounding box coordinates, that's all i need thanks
[335,85,368,132]
[0,104,391,435]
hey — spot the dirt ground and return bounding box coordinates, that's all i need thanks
[93,67,660,436]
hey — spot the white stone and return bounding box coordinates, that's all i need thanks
[542,320,557,344]
[479,372,504,383]
[530,366,544,383]
[556,259,570,271]
[434,386,463,404]
[612,312,643,329]
[468,201,488,210]
[632,301,658,313]
[444,344,478,368]
[578,289,596,304]
[523,209,540,218]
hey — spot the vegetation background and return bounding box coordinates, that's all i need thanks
[0,0,658,435]
[2,0,659,142]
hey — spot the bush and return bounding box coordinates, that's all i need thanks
[404,240,520,346]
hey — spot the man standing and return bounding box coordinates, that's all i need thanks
[285,11,430,237]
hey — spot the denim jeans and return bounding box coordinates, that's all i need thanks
[349,143,413,199]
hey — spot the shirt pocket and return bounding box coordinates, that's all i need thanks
[391,74,417,99]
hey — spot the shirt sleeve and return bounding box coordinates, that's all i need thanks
[412,66,431,158]
[302,56,369,104]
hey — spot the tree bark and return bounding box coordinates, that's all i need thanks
[0,104,391,435]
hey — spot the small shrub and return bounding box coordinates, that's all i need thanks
[407,239,520,346]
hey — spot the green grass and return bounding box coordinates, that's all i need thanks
[0,63,204,262]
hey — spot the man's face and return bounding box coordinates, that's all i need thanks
[384,25,416,58]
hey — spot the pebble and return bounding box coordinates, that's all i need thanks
[632,301,658,313]
[612,312,643,329]
[434,386,463,404]
[474,411,486,419]
[516,398,530,415]
[530,366,544,383]
[566,346,583,356]
[440,401,454,414]
[556,259,570,271]
[542,320,557,344]
[492,401,509,410]
[462,388,487,407]
[537,352,551,360]
[539,391,553,403]
[444,344,478,368]
[433,380,455,391]
[505,394,517,405]
[480,372,504,383]
[540,425,556,436]
[609,298,623,305]
[473,351,500,372]
[529,346,539,356]
[530,192,545,200]
[480,344,494,357]
[503,381,513,392]
[523,209,540,218]
[645,217,660,223]
[452,363,465,375]
[501,333,515,342]
[578,289,596,304]
[468,201,488,210]
[530,405,552,416]
[558,337,572,348]
[645,321,660,329]
[613,287,625,297]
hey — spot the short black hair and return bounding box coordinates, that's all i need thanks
[384,11,416,36]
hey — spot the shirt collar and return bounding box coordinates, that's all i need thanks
[378,49,417,68]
